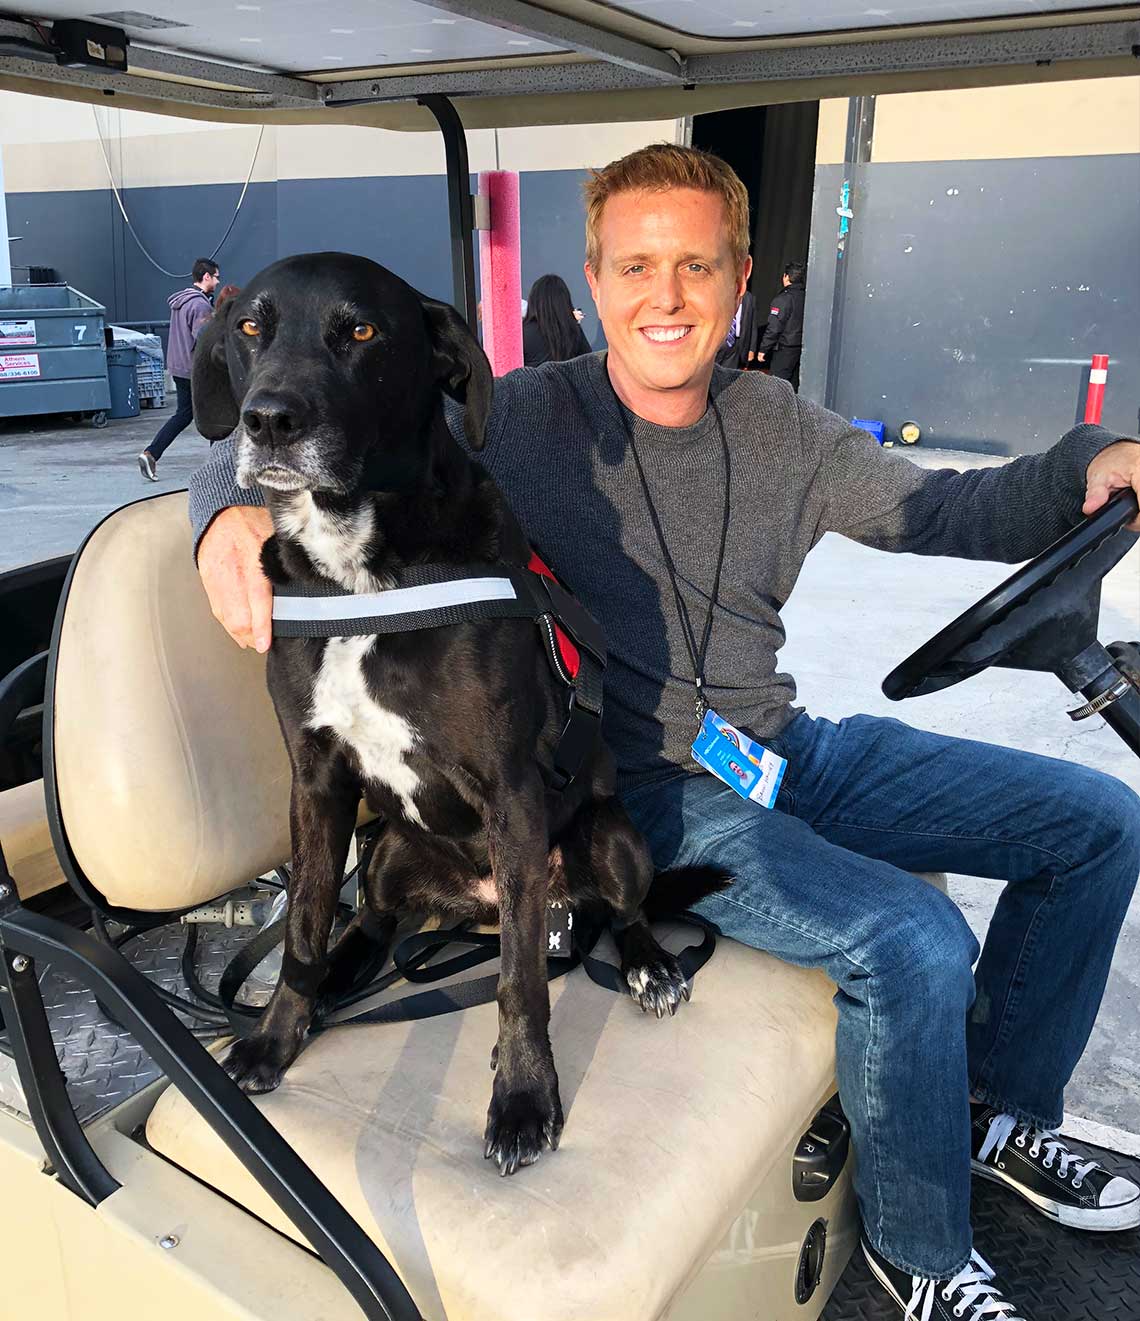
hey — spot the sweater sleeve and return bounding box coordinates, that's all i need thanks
[800,395,1126,563]
[188,435,265,558]
[442,369,523,475]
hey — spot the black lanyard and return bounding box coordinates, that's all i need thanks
[609,377,732,733]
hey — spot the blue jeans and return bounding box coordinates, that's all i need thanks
[620,713,1140,1278]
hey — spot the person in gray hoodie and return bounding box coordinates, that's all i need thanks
[138,257,219,480]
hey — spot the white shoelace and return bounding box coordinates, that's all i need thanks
[979,1112,1098,1187]
[905,1251,1026,1321]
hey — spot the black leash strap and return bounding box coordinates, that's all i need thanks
[572,914,717,996]
[217,913,718,1033]
[217,916,288,1037]
[323,914,717,1028]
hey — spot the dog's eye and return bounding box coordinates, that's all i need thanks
[352,323,377,343]
[239,319,260,337]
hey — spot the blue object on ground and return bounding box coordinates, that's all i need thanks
[852,418,886,445]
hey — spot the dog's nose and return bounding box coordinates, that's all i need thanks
[242,391,309,447]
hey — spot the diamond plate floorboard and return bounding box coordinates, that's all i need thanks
[823,1143,1140,1319]
[0,909,274,1124]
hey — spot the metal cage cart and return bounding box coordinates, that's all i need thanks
[110,325,165,409]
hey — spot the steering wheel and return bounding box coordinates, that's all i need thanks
[883,487,1138,700]
[883,488,1139,752]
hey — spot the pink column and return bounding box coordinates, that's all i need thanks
[477,170,523,376]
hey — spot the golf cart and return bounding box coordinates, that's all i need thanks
[0,5,1138,1319]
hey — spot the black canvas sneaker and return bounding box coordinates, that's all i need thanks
[862,1239,1028,1320]
[971,1103,1140,1231]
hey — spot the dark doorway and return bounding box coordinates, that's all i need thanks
[692,102,819,308]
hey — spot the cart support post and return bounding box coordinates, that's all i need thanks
[418,94,478,331]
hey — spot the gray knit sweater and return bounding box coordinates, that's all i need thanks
[189,353,1118,790]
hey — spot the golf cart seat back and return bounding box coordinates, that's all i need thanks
[49,491,297,916]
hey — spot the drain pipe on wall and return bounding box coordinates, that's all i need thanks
[823,95,875,414]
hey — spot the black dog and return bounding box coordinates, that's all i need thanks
[192,253,724,1175]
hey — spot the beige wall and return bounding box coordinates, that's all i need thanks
[816,98,849,166]
[0,91,677,193]
[817,75,1140,165]
[5,77,1135,194]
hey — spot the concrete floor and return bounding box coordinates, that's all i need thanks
[2,406,1138,1136]
[0,399,205,566]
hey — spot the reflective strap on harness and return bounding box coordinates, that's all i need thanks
[272,565,529,639]
[269,559,607,790]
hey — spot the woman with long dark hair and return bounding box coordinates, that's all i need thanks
[523,274,592,365]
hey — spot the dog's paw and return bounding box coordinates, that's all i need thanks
[483,1080,563,1177]
[625,951,690,1018]
[223,1034,295,1095]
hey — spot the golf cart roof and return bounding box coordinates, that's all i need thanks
[0,1,1136,130]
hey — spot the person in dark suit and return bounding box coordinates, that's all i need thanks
[522,274,592,365]
[715,288,756,369]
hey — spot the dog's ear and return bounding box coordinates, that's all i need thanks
[421,296,493,450]
[191,299,240,440]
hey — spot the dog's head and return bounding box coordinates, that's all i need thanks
[192,252,492,496]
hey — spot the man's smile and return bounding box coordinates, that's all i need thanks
[639,325,693,343]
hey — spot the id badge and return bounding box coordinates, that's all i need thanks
[691,709,787,809]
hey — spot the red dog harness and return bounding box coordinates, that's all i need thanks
[270,554,606,790]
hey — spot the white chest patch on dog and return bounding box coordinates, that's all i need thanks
[308,636,425,828]
[276,492,383,594]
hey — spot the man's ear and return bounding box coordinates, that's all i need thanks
[421,296,493,450]
[190,300,240,440]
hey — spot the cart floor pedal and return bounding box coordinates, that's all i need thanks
[823,1144,1140,1320]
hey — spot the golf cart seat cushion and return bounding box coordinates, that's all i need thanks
[51,492,295,912]
[0,779,65,898]
[147,934,841,1321]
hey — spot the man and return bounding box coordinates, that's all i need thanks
[138,257,220,481]
[757,259,806,390]
[189,145,1140,1319]
[714,286,755,370]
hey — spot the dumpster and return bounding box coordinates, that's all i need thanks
[106,344,139,419]
[0,284,111,427]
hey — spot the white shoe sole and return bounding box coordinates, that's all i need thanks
[861,1243,909,1313]
[972,1159,1140,1230]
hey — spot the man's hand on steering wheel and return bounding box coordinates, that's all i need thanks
[1085,439,1140,531]
[197,505,275,653]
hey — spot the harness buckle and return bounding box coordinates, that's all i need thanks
[550,691,602,791]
